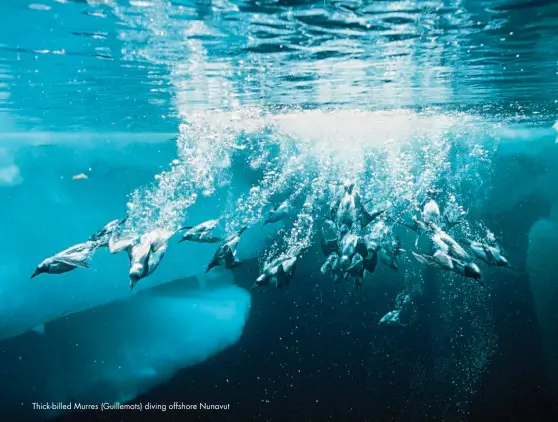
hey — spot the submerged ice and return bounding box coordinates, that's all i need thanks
[0,279,250,421]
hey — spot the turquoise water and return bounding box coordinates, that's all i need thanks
[0,0,557,420]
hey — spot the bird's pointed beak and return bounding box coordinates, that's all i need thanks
[30,269,40,279]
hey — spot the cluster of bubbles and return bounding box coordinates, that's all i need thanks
[32,107,505,417]
[125,111,502,419]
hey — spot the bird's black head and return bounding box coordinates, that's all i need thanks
[464,263,482,282]
[501,259,512,269]
[206,261,217,273]
[30,265,46,279]
[129,277,139,292]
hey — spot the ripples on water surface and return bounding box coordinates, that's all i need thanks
[1,0,557,130]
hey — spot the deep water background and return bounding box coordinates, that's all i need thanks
[54,259,557,421]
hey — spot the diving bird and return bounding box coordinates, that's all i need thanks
[263,200,291,226]
[335,180,361,228]
[362,242,380,275]
[253,255,298,289]
[379,309,401,325]
[177,219,222,244]
[89,217,128,247]
[429,223,471,262]
[360,234,382,274]
[402,216,429,235]
[320,219,340,256]
[107,229,176,291]
[412,250,483,286]
[108,234,139,256]
[465,240,512,268]
[321,252,343,282]
[206,227,248,273]
[358,206,386,230]
[127,229,176,291]
[395,293,413,309]
[329,183,345,221]
[347,252,365,289]
[421,199,441,226]
[31,241,98,279]
[420,188,464,231]
[338,233,367,273]
[331,180,384,230]
[365,222,396,272]
[379,238,404,272]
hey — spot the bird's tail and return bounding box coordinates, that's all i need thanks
[411,251,429,265]
[394,237,405,255]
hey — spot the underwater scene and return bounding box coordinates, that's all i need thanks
[1,0,558,420]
